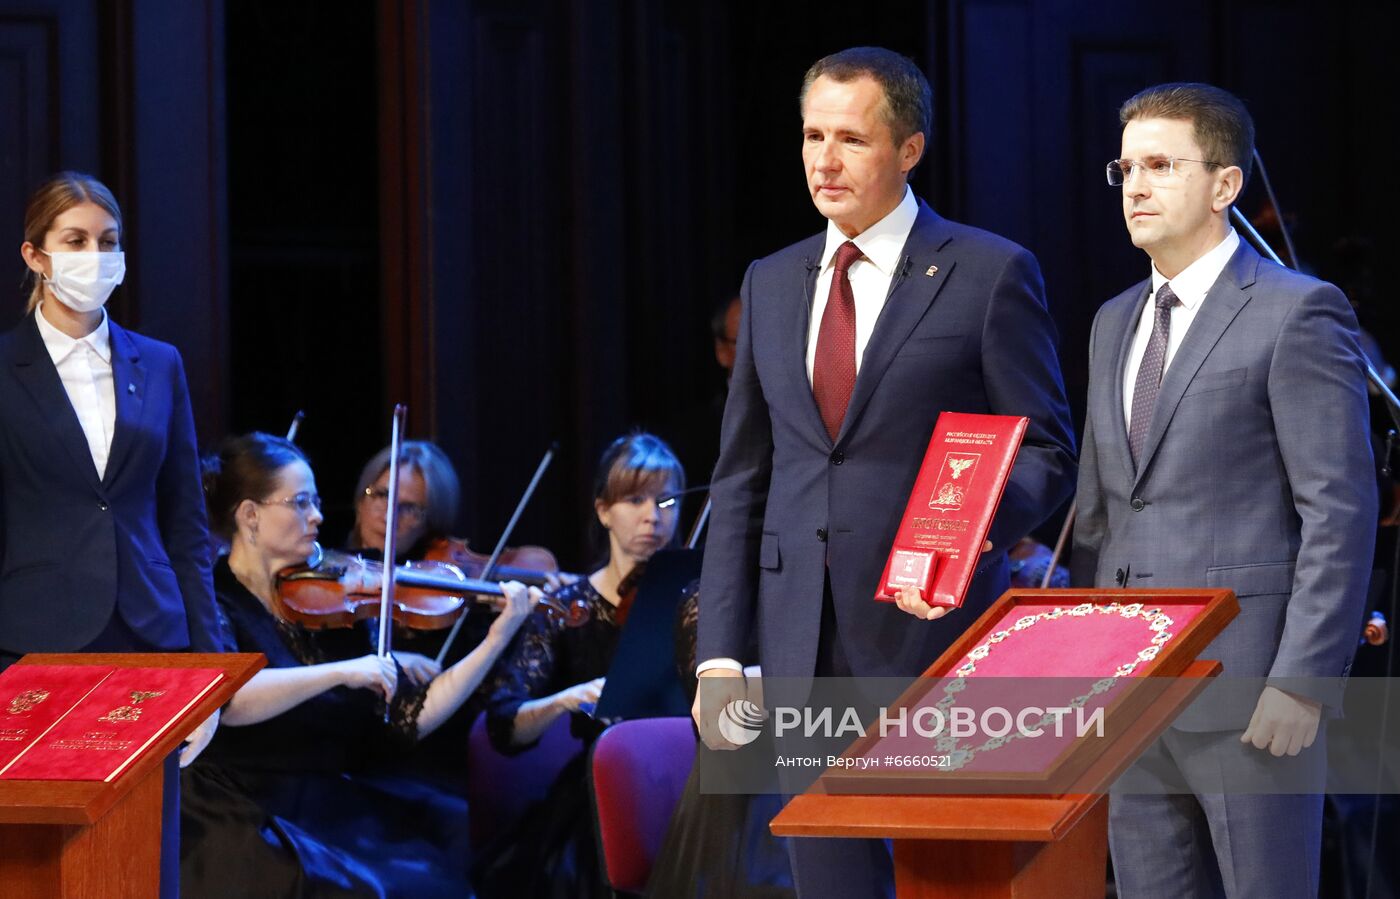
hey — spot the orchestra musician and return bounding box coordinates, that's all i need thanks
[343,439,570,674]
[342,440,473,684]
[472,432,684,899]
[0,171,226,899]
[346,439,457,562]
[180,431,537,897]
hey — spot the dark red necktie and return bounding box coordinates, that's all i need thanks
[812,241,863,441]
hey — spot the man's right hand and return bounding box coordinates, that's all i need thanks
[692,668,748,750]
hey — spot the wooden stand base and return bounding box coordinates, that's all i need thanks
[891,798,1107,899]
[0,763,162,899]
[772,659,1223,899]
[0,653,264,899]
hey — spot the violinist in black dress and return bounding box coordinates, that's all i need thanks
[180,432,537,898]
[473,432,685,899]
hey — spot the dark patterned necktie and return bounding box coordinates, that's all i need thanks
[1128,282,1179,467]
[812,241,864,441]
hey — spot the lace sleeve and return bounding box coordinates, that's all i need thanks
[483,606,562,754]
[385,659,428,746]
[674,580,700,704]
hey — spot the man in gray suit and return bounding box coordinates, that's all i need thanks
[1074,83,1376,897]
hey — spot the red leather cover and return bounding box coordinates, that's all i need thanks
[1,667,223,782]
[875,412,1028,607]
[0,665,116,775]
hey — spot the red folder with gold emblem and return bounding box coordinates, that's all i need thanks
[0,665,116,773]
[875,412,1027,608]
[0,666,223,781]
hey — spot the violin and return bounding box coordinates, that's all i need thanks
[272,408,589,638]
[273,543,591,631]
[423,536,584,589]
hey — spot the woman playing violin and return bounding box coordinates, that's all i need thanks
[341,440,570,679]
[180,432,538,898]
[340,440,474,685]
[473,432,684,899]
[347,439,455,561]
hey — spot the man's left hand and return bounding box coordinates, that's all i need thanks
[180,707,220,768]
[1240,685,1321,757]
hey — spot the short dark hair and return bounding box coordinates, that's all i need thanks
[709,295,740,342]
[800,46,932,155]
[1119,82,1255,188]
[202,433,309,541]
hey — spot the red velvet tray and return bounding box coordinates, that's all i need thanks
[822,588,1238,794]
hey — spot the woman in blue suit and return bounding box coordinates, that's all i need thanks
[0,171,225,898]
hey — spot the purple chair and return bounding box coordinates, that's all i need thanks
[589,717,697,894]
[465,712,586,850]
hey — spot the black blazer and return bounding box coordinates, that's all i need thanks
[0,311,225,653]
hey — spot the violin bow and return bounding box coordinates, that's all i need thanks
[434,442,558,666]
[686,495,712,550]
[286,410,305,443]
[377,405,408,670]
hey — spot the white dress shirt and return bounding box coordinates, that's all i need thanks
[35,303,117,479]
[805,186,920,383]
[698,188,921,676]
[1122,229,1240,431]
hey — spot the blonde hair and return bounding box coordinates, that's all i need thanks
[22,172,123,312]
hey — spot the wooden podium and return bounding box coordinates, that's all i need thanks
[0,652,264,899]
[770,588,1238,899]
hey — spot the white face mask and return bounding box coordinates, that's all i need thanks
[38,249,126,314]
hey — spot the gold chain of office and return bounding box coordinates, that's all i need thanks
[930,602,1176,770]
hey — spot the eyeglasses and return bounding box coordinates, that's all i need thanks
[362,487,427,521]
[259,492,322,514]
[1106,155,1221,186]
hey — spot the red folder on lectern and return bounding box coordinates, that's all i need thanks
[0,652,262,899]
[0,666,223,781]
[875,412,1027,608]
[0,665,114,772]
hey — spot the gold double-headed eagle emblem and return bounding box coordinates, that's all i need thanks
[98,690,166,724]
[6,689,51,715]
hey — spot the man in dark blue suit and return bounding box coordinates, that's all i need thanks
[693,47,1076,897]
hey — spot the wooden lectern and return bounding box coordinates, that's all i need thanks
[770,588,1238,899]
[0,652,264,899]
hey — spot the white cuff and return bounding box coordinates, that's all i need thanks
[696,657,744,675]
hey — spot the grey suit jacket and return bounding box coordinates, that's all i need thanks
[1072,241,1376,729]
[699,200,1077,680]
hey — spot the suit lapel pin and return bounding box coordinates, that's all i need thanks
[925,265,939,276]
